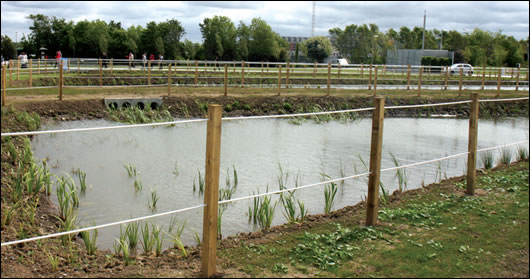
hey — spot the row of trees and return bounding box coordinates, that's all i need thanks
[1,13,528,67]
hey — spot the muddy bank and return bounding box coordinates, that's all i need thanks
[7,96,528,123]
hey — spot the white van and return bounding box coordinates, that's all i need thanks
[331,58,349,66]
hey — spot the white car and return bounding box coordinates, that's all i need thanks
[331,58,349,66]
[448,63,474,76]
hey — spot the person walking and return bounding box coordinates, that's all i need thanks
[55,51,62,68]
[159,54,164,70]
[102,52,108,68]
[149,54,155,69]
[142,53,147,71]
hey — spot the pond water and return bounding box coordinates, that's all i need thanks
[31,116,529,249]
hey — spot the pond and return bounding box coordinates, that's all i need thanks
[31,116,529,250]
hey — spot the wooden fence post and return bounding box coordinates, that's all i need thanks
[110,58,113,75]
[313,62,317,77]
[417,66,423,97]
[406,64,411,90]
[17,59,20,80]
[338,64,341,78]
[327,63,331,96]
[373,66,378,97]
[195,61,198,87]
[67,58,70,72]
[2,65,6,106]
[29,59,33,88]
[277,65,282,96]
[99,58,103,87]
[496,68,502,97]
[286,62,290,87]
[365,97,385,226]
[368,64,373,90]
[38,58,41,74]
[59,60,64,101]
[201,104,222,278]
[444,66,449,90]
[224,65,228,97]
[515,66,520,91]
[458,68,463,96]
[168,64,172,97]
[361,63,364,78]
[148,60,152,86]
[77,58,80,74]
[241,61,245,88]
[466,93,479,195]
[481,65,486,91]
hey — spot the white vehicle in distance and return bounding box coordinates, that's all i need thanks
[331,58,349,66]
[448,63,474,76]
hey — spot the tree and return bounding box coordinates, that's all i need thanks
[158,19,185,59]
[236,21,250,61]
[301,36,332,63]
[199,16,237,60]
[1,35,17,59]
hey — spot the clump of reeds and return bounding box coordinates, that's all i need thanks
[322,174,338,214]
[247,186,278,230]
[192,169,205,196]
[498,147,513,166]
[217,166,239,239]
[124,163,137,177]
[516,145,528,161]
[134,178,143,192]
[389,152,409,192]
[148,188,159,211]
[141,221,154,254]
[480,150,495,169]
[151,224,164,256]
[125,221,140,251]
[80,227,98,255]
[75,169,88,194]
[166,217,188,256]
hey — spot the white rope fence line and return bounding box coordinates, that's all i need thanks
[385,100,472,110]
[479,97,529,102]
[1,140,528,247]
[222,107,375,121]
[477,140,529,152]
[219,171,371,206]
[1,119,207,137]
[0,204,206,247]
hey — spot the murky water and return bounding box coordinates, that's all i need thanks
[31,116,529,249]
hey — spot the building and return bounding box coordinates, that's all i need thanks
[386,49,454,66]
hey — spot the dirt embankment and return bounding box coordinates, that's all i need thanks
[7,95,529,123]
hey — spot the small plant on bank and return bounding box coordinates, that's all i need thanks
[480,149,495,169]
[80,227,98,255]
[516,145,528,161]
[499,147,513,166]
[389,152,409,192]
[140,221,155,254]
[321,173,338,214]
[125,221,140,251]
[148,188,159,211]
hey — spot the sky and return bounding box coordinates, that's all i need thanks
[1,1,529,44]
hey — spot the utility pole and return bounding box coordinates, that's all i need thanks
[422,10,426,51]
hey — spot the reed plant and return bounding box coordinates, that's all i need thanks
[258,194,277,229]
[389,152,409,192]
[125,221,140,251]
[141,221,154,254]
[80,227,98,255]
[1,202,20,229]
[11,173,23,203]
[119,238,133,266]
[76,169,88,194]
[134,178,143,192]
[54,209,77,246]
[480,150,495,169]
[193,230,201,246]
[45,251,60,272]
[124,163,137,177]
[165,219,188,256]
[516,145,528,161]
[151,224,165,256]
[193,169,205,195]
[148,188,159,211]
[499,147,513,166]
[379,182,390,204]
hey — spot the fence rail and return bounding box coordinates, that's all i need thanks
[1,95,529,277]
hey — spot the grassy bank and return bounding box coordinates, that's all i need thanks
[218,161,529,278]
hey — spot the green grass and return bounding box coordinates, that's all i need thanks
[218,161,529,278]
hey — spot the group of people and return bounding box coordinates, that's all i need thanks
[140,53,164,70]
[18,52,29,68]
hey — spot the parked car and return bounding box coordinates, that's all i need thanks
[448,63,474,76]
[331,58,349,66]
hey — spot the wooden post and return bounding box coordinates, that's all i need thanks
[241,61,245,88]
[515,66,521,91]
[224,65,228,96]
[110,58,113,75]
[277,65,282,96]
[204,60,207,75]
[168,64,172,97]
[267,61,269,73]
[481,65,486,91]
[38,58,41,74]
[496,68,502,97]
[368,64,373,90]
[67,58,70,72]
[338,64,341,78]
[2,65,6,106]
[59,60,64,101]
[17,59,20,80]
[458,68,463,96]
[365,97,385,226]
[406,64,411,90]
[44,59,47,75]
[327,63,331,96]
[417,66,423,97]
[361,63,364,78]
[313,62,317,77]
[195,61,198,87]
[510,67,514,79]
[444,66,449,90]
[261,62,264,75]
[373,66,378,97]
[29,59,33,87]
[201,104,222,278]
[148,60,152,86]
[99,58,103,87]
[77,58,80,74]
[286,62,290,87]
[466,93,479,195]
